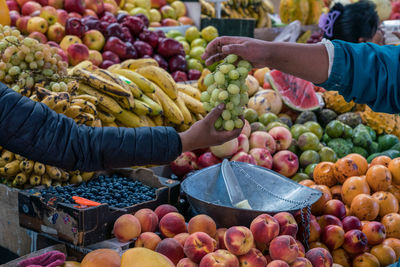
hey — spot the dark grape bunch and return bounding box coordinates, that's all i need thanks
[40,175,157,208]
[307,31,324,44]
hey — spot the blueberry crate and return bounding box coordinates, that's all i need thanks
[18,168,180,247]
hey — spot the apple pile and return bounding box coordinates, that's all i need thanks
[109,204,333,266]
[171,120,300,178]
[121,0,194,28]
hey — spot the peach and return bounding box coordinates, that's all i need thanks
[332,248,351,267]
[382,238,400,259]
[341,216,362,232]
[174,233,190,247]
[323,199,346,220]
[290,257,313,267]
[352,253,380,267]
[188,214,217,237]
[342,230,368,254]
[266,260,289,267]
[321,225,345,250]
[159,212,187,238]
[370,244,396,266]
[224,226,254,256]
[381,213,400,239]
[272,150,299,177]
[177,258,199,267]
[155,204,179,220]
[135,232,161,250]
[309,242,329,251]
[250,214,280,251]
[330,185,342,201]
[268,126,293,151]
[81,249,120,267]
[249,131,276,154]
[249,148,273,169]
[273,212,298,237]
[362,221,386,245]
[298,215,321,243]
[305,248,333,267]
[199,249,240,267]
[67,43,89,66]
[155,238,185,265]
[269,235,299,264]
[317,215,343,229]
[296,241,305,257]
[231,152,257,165]
[216,228,228,249]
[121,247,175,267]
[113,214,141,243]
[134,208,159,233]
[238,248,267,267]
[184,232,217,263]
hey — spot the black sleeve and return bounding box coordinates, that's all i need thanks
[0,83,182,171]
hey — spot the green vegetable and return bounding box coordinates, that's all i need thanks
[368,142,380,155]
[365,126,376,141]
[378,134,399,152]
[352,146,368,158]
[328,138,353,158]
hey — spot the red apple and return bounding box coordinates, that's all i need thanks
[249,131,276,154]
[21,1,42,16]
[40,6,58,25]
[83,9,98,18]
[85,0,104,15]
[6,0,19,12]
[178,16,193,25]
[47,23,65,43]
[57,9,68,26]
[342,216,362,232]
[153,54,168,70]
[249,148,273,169]
[103,36,129,59]
[9,11,20,27]
[151,0,167,8]
[231,152,256,165]
[64,0,86,14]
[134,40,154,58]
[102,50,120,63]
[103,3,117,14]
[122,16,145,36]
[158,38,184,58]
[99,60,114,69]
[65,17,86,38]
[172,71,188,83]
[48,0,63,9]
[36,0,48,6]
[272,150,299,177]
[16,16,31,34]
[197,152,221,169]
[16,0,29,7]
[28,31,48,43]
[268,126,293,151]
[187,69,201,81]
[68,12,82,19]
[67,43,89,66]
[170,152,198,177]
[138,29,159,48]
[27,17,48,34]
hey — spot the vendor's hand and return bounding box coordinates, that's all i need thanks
[202,36,269,68]
[179,104,242,152]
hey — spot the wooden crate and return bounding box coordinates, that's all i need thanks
[18,168,180,247]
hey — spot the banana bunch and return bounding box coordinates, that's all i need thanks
[0,148,94,188]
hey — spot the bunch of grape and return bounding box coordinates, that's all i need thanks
[0,25,68,95]
[200,54,252,131]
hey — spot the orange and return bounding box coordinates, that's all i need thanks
[372,191,399,217]
[388,157,400,185]
[313,162,337,187]
[382,213,400,239]
[370,155,391,167]
[346,153,368,175]
[366,165,392,192]
[387,184,400,203]
[341,176,371,206]
[350,194,379,221]
[334,157,360,184]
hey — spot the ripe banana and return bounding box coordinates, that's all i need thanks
[115,109,146,128]
[112,68,156,94]
[78,84,123,114]
[81,172,94,182]
[71,99,98,115]
[152,115,164,126]
[67,60,94,76]
[41,174,52,187]
[75,113,95,125]
[140,94,163,115]
[154,85,184,125]
[175,96,193,125]
[60,170,70,182]
[178,91,206,114]
[15,172,27,185]
[133,99,153,115]
[114,95,135,110]
[30,94,39,102]
[35,86,55,100]
[178,124,191,132]
[20,160,34,174]
[103,121,119,127]
[70,174,83,184]
[120,58,159,70]
[107,63,121,72]
[91,118,102,127]
[145,92,162,107]
[57,92,71,102]
[29,174,41,186]
[136,66,178,100]
[34,162,46,175]
[1,160,21,177]
[46,165,62,180]
[53,99,71,114]
[141,115,156,127]
[15,154,26,161]
[196,113,204,120]
[74,67,131,97]
[72,94,98,105]
[1,150,14,163]
[93,68,142,98]
[177,84,201,100]
[98,110,115,123]
[63,105,83,118]
[41,95,58,109]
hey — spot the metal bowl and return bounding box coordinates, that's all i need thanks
[181,161,322,227]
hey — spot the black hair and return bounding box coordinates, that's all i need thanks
[324,0,379,43]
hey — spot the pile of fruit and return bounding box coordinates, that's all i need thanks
[279,0,324,25]
[76,204,334,266]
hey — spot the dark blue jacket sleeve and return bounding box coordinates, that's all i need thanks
[318,40,400,114]
[0,83,182,171]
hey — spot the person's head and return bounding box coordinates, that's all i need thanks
[320,0,379,43]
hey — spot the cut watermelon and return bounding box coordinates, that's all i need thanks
[267,70,321,112]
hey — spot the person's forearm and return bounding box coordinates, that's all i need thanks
[264,42,329,84]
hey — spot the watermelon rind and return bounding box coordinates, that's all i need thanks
[267,70,321,112]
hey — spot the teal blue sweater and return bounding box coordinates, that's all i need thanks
[318,40,400,114]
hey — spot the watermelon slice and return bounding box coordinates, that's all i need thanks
[267,70,321,111]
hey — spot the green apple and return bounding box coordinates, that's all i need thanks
[187,58,203,71]
[175,36,186,42]
[201,26,218,42]
[189,46,205,61]
[185,26,200,43]
[166,29,182,38]
[179,40,190,54]
[129,7,150,19]
[191,38,207,48]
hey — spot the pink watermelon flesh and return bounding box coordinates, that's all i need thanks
[268,70,320,111]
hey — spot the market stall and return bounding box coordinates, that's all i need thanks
[1,0,400,265]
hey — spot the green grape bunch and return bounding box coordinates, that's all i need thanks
[200,54,252,131]
[0,25,68,95]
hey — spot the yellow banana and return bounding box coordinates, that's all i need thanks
[29,174,41,186]
[152,115,164,126]
[34,162,46,175]
[175,96,193,125]
[78,84,123,114]
[53,99,71,114]
[178,91,206,114]
[112,68,156,94]
[196,113,204,120]
[41,95,58,109]
[154,85,184,125]
[2,160,21,177]
[19,160,34,174]
[114,95,135,110]
[115,109,147,127]
[141,115,156,127]
[60,170,70,181]
[41,174,52,187]
[81,172,94,182]
[73,67,131,97]
[145,92,162,107]
[71,99,97,115]
[91,118,102,127]
[93,68,142,98]
[70,174,82,184]
[35,86,56,100]
[178,124,191,132]
[75,113,95,125]
[30,94,39,102]
[120,58,159,70]
[197,69,211,92]
[72,94,98,105]
[1,150,14,163]
[46,165,62,180]
[140,94,163,115]
[67,60,94,76]
[136,66,178,100]
[103,121,119,127]
[15,154,26,161]
[15,172,27,185]
[107,63,121,72]
[133,99,153,115]
[177,84,201,100]
[52,181,62,187]
[98,110,115,123]
[63,105,83,118]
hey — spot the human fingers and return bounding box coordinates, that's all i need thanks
[205,53,225,66]
[202,36,245,61]
[212,127,242,145]
[203,103,225,125]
